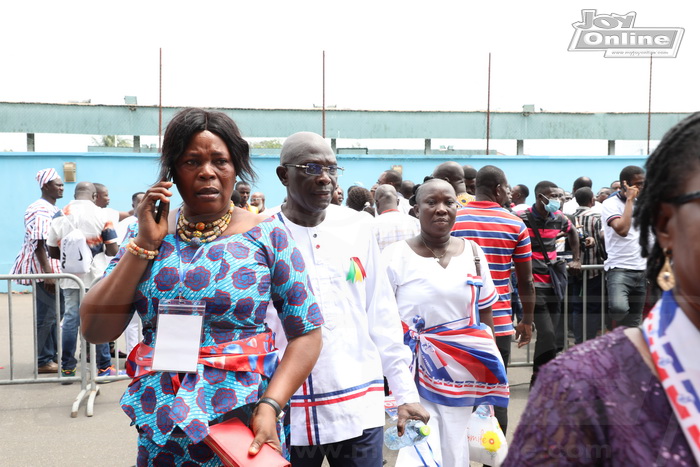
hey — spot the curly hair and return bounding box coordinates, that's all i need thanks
[634,112,700,283]
[346,186,374,214]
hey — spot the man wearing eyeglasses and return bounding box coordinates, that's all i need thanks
[267,132,428,466]
[601,165,647,329]
[250,191,266,214]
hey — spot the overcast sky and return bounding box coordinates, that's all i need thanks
[1,0,696,153]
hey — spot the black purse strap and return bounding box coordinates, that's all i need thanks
[526,211,553,267]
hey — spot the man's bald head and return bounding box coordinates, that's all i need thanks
[374,184,397,201]
[374,184,400,214]
[74,181,96,201]
[280,132,333,165]
[432,161,466,194]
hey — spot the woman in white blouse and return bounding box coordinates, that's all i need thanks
[382,178,508,466]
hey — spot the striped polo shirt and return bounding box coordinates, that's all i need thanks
[452,201,532,336]
[516,206,573,287]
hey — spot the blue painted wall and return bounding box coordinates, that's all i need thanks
[2,151,646,291]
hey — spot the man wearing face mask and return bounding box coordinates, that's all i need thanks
[517,180,581,385]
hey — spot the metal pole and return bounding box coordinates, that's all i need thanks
[486,53,491,155]
[647,55,653,154]
[159,48,163,152]
[322,50,326,139]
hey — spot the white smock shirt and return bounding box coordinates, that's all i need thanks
[266,204,418,446]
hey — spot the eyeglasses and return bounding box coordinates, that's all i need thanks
[666,190,700,205]
[284,163,344,176]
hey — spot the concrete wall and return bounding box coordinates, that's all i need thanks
[2,151,646,291]
[0,102,690,141]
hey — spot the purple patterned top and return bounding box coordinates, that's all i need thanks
[504,327,697,466]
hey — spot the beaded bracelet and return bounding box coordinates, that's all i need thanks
[127,238,159,260]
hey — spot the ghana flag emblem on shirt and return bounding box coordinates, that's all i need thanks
[346,257,366,283]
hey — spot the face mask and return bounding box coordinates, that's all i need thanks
[544,198,560,213]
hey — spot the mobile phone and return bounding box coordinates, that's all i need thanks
[154,173,171,223]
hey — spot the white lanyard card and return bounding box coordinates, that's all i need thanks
[151,298,205,373]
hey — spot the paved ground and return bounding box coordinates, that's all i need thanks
[0,292,534,466]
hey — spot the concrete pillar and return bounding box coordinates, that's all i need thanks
[607,140,616,155]
[27,133,35,152]
[134,135,141,153]
[424,138,432,155]
[331,138,337,153]
[516,139,524,155]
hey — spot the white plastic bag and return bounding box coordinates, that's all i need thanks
[467,405,508,466]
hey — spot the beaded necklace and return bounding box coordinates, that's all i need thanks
[177,202,234,247]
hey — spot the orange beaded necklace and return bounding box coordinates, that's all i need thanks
[177,202,234,247]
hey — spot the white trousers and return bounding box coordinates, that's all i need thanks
[395,397,472,467]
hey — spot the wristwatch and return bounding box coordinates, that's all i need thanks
[255,397,285,421]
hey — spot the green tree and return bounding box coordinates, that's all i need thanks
[251,139,282,149]
[92,135,133,148]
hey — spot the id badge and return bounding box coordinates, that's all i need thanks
[152,299,205,373]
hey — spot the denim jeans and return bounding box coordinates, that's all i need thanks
[61,288,111,370]
[606,268,646,328]
[35,283,64,366]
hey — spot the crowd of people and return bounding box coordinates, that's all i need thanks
[10,107,700,466]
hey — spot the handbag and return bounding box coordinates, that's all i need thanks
[526,212,568,301]
[204,417,291,467]
[467,405,508,466]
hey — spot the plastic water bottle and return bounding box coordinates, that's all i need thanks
[384,420,431,450]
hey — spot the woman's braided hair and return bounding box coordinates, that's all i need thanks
[634,112,700,283]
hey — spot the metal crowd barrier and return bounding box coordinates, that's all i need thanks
[510,264,606,367]
[0,273,128,417]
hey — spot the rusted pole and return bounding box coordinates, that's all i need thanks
[322,50,326,139]
[158,48,163,152]
[647,55,653,154]
[486,53,491,155]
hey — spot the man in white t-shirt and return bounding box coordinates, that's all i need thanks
[601,166,647,328]
[47,182,119,378]
[270,132,428,466]
[113,191,145,356]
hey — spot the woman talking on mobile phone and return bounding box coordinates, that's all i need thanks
[80,108,322,466]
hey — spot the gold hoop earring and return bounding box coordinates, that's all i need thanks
[657,249,675,291]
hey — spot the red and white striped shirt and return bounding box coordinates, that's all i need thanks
[11,198,61,285]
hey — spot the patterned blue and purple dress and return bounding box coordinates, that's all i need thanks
[106,217,323,466]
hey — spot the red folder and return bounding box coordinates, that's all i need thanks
[204,417,291,467]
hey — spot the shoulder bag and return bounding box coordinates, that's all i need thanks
[526,211,568,301]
